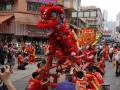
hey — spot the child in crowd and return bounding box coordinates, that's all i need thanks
[26,72,49,90]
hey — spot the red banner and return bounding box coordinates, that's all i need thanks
[81,28,95,45]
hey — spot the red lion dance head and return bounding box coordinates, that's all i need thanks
[37,3,64,29]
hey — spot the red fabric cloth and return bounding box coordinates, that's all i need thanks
[18,55,24,66]
[26,78,42,90]
[93,72,104,84]
[74,77,87,90]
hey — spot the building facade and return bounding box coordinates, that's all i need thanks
[0,0,85,42]
[103,9,108,30]
[107,20,116,37]
[80,6,104,30]
[64,0,86,34]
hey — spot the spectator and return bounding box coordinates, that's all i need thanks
[115,45,120,77]
[0,41,6,65]
[8,44,17,74]
[109,44,113,62]
[56,80,76,90]
[0,65,16,90]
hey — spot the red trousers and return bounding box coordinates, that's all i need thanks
[28,54,36,63]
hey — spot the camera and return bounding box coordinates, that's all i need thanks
[0,63,11,73]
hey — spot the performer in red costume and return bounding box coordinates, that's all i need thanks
[18,51,28,70]
[97,54,105,76]
[24,44,30,57]
[113,46,118,68]
[37,3,79,63]
[26,72,49,90]
[85,66,100,90]
[80,45,94,65]
[74,71,87,90]
[92,66,104,84]
[104,43,109,61]
[37,3,81,89]
[28,45,36,64]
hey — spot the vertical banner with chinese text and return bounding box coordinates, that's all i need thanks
[81,28,94,45]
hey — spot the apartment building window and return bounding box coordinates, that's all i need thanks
[0,1,14,11]
[27,2,45,12]
[65,10,71,19]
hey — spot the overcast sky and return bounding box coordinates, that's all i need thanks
[81,0,120,21]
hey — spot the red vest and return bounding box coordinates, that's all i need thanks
[86,74,100,90]
[18,55,24,66]
[74,77,87,90]
[93,72,104,84]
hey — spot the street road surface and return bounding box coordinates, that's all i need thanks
[9,59,120,90]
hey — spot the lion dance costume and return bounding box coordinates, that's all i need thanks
[37,3,79,63]
[37,3,80,90]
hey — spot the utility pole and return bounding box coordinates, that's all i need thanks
[76,0,81,36]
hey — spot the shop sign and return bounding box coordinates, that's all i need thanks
[27,0,57,5]
[28,31,47,37]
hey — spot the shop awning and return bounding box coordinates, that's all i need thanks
[68,23,81,30]
[0,15,13,24]
[14,13,40,25]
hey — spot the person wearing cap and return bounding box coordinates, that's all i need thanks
[56,80,76,90]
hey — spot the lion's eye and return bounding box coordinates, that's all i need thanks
[50,11,56,18]
[43,11,46,15]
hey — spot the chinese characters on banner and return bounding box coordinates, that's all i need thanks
[28,31,47,37]
[81,28,95,45]
[27,0,57,5]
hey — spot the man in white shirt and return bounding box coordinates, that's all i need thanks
[109,45,113,62]
[115,46,120,77]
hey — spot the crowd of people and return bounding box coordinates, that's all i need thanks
[0,39,120,90]
[25,42,120,90]
[0,40,49,90]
